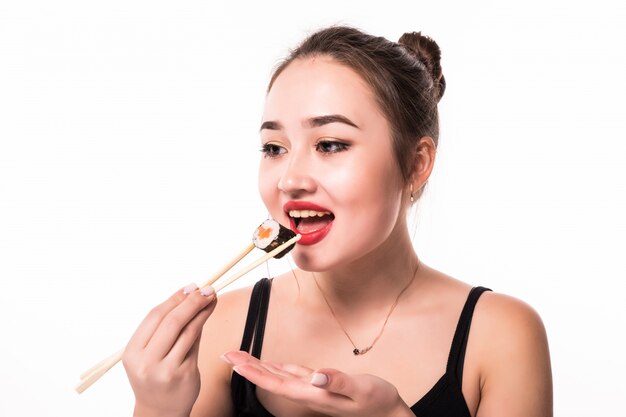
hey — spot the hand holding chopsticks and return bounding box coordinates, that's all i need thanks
[76,225,300,394]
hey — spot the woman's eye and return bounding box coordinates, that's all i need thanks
[315,140,349,154]
[260,143,286,158]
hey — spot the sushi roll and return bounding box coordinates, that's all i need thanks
[253,219,296,259]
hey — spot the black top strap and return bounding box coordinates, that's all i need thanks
[239,278,272,358]
[446,286,491,384]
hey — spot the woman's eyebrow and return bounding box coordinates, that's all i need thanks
[260,120,283,131]
[260,114,360,132]
[306,114,359,129]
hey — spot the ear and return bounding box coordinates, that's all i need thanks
[408,136,436,200]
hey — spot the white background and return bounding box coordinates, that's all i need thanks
[1,0,625,416]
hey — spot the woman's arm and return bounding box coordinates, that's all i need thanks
[473,293,553,417]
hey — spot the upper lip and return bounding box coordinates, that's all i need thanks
[283,201,333,215]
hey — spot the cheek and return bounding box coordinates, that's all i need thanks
[258,162,282,217]
[323,154,403,208]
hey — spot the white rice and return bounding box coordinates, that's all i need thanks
[253,219,280,250]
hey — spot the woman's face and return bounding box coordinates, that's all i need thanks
[258,57,406,271]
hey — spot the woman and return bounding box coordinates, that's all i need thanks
[123,26,553,417]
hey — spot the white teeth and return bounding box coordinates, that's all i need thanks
[289,210,331,218]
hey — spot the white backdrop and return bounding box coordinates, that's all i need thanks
[1,1,625,416]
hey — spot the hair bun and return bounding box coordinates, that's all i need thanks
[398,32,446,101]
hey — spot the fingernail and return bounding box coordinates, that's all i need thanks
[183,283,198,295]
[220,353,233,365]
[310,372,328,387]
[200,286,215,297]
[232,365,243,376]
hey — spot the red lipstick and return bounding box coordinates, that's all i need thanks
[283,201,334,246]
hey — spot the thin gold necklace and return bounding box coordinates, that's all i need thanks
[311,261,419,356]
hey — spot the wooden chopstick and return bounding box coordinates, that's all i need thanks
[76,349,124,393]
[201,243,255,288]
[213,234,300,292]
[75,234,300,394]
[79,348,124,381]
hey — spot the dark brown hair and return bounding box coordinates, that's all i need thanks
[268,26,446,183]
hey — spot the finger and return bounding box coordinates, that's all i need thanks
[126,284,197,351]
[184,329,203,363]
[221,350,256,366]
[310,368,358,399]
[176,320,205,372]
[165,299,217,365]
[145,289,216,359]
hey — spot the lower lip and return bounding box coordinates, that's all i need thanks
[288,218,333,246]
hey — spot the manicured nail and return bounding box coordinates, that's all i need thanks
[183,283,198,295]
[310,372,328,387]
[220,353,233,365]
[200,286,215,297]
[232,365,243,376]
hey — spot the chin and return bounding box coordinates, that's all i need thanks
[288,248,334,273]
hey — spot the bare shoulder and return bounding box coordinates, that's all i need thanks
[190,282,257,417]
[418,265,546,338]
[470,291,553,417]
[474,291,547,336]
[420,266,552,415]
[472,291,550,359]
[199,281,261,365]
[203,272,295,342]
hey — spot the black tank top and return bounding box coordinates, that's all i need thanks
[231,278,491,417]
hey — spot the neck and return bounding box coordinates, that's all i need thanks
[310,224,420,311]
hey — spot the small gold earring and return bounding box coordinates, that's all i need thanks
[409,184,415,203]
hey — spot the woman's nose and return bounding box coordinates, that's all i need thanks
[277,152,317,196]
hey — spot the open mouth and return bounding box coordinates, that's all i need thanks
[288,209,335,234]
